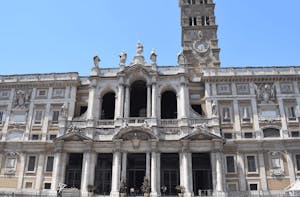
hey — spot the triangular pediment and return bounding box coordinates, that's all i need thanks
[182,129,223,141]
[54,132,93,142]
[122,64,153,75]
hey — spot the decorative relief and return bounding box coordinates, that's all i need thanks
[13,89,31,109]
[255,83,276,103]
[236,83,250,95]
[217,84,231,95]
[269,151,284,176]
[280,83,294,94]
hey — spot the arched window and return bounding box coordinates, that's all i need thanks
[101,92,115,120]
[130,81,147,117]
[263,128,280,138]
[161,91,177,119]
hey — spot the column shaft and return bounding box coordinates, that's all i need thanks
[121,152,127,180]
[17,153,26,191]
[258,153,268,191]
[215,152,224,193]
[180,152,193,197]
[51,152,62,190]
[81,152,97,196]
[124,86,130,118]
[35,154,45,192]
[237,153,246,191]
[147,85,152,118]
[286,151,296,184]
[111,151,121,197]
[87,84,96,120]
[151,83,157,118]
[151,152,158,197]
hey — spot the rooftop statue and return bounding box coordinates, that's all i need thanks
[93,55,100,68]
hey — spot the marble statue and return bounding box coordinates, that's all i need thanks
[93,56,100,67]
[150,49,157,65]
[119,51,127,65]
[136,43,144,55]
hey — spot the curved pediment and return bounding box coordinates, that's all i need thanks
[54,132,93,142]
[113,127,158,141]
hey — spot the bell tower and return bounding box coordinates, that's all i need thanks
[179,0,220,72]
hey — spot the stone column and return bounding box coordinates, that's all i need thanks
[121,152,127,180]
[17,152,26,191]
[42,103,51,140]
[286,151,296,185]
[151,152,158,197]
[24,89,35,141]
[116,83,125,119]
[51,152,62,190]
[258,153,268,192]
[179,151,193,197]
[58,153,68,185]
[146,152,151,179]
[68,86,77,120]
[147,84,152,118]
[87,80,97,124]
[278,98,288,138]
[250,82,260,137]
[211,150,225,196]
[152,82,157,118]
[111,150,121,197]
[35,153,45,192]
[205,83,212,118]
[124,85,130,118]
[180,82,188,119]
[81,151,97,197]
[237,152,246,191]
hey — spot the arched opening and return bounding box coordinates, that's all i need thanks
[161,91,177,119]
[130,80,147,117]
[263,128,280,138]
[101,92,115,120]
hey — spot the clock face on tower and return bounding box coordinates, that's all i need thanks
[193,40,209,54]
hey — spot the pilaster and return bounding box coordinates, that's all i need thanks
[147,84,152,118]
[237,152,246,191]
[124,85,130,118]
[17,152,26,191]
[286,151,296,185]
[35,153,45,192]
[258,152,268,192]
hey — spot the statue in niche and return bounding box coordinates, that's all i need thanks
[119,51,127,65]
[93,55,100,67]
[255,83,276,103]
[136,43,144,55]
[211,100,218,117]
[178,52,186,65]
[14,89,30,109]
[60,104,68,120]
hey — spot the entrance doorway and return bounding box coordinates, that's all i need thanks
[192,153,213,196]
[94,154,113,195]
[127,153,146,194]
[161,153,179,195]
[65,153,83,189]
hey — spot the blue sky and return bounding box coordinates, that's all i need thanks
[1,0,300,76]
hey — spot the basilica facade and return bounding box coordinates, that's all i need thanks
[0,0,300,196]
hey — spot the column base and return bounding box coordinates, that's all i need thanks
[150,192,158,197]
[110,191,120,197]
[183,192,194,197]
[213,191,226,197]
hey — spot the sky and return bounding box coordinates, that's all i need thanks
[1,0,300,76]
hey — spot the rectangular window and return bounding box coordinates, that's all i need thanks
[52,110,60,124]
[0,90,10,99]
[224,133,233,139]
[291,131,300,137]
[27,156,36,172]
[48,134,57,140]
[247,155,257,173]
[31,134,39,140]
[34,110,43,125]
[222,107,231,123]
[226,156,236,173]
[5,157,16,169]
[296,155,300,172]
[45,156,54,172]
[37,89,48,97]
[286,106,297,121]
[241,106,251,122]
[44,182,51,189]
[244,132,253,139]
[249,183,258,191]
[52,88,65,98]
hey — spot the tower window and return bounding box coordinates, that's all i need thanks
[189,17,197,26]
[187,0,196,5]
[201,16,210,26]
[200,0,208,4]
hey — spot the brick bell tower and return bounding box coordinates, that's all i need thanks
[179,0,220,73]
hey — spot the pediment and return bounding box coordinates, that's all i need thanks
[122,64,153,75]
[54,132,93,142]
[113,127,158,140]
[182,130,223,141]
